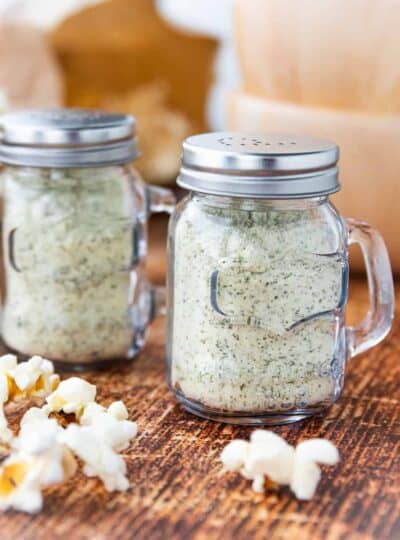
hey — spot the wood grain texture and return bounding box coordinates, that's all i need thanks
[0,218,398,540]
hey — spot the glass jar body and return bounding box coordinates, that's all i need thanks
[167,193,349,424]
[0,164,153,367]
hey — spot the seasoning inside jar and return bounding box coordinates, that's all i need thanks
[171,198,345,411]
[2,166,135,363]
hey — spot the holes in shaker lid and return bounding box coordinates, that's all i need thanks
[217,135,299,149]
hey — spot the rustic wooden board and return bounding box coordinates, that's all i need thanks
[0,219,398,540]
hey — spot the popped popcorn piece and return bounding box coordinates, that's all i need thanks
[13,356,59,395]
[80,401,137,451]
[0,408,76,513]
[220,430,339,500]
[59,423,130,492]
[0,355,59,444]
[45,377,96,417]
[58,399,137,491]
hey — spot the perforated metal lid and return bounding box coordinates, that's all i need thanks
[178,132,340,198]
[0,108,139,168]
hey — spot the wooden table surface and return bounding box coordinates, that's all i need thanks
[0,217,399,540]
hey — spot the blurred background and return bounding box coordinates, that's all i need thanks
[0,0,399,274]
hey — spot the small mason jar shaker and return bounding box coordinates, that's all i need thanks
[167,132,395,424]
[0,108,175,367]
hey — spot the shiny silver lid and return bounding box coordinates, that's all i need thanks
[178,132,340,198]
[0,108,139,168]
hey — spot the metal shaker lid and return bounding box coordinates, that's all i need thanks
[0,108,139,168]
[178,132,340,198]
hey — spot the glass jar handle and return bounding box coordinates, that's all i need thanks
[147,185,176,215]
[145,184,176,320]
[346,218,394,358]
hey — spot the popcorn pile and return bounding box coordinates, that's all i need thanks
[220,430,339,500]
[0,355,137,513]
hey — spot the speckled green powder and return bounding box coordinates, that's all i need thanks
[171,198,346,412]
[1,166,135,363]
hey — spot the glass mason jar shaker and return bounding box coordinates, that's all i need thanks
[0,109,175,368]
[167,133,394,424]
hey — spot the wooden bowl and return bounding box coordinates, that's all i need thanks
[228,91,400,272]
[235,0,400,115]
